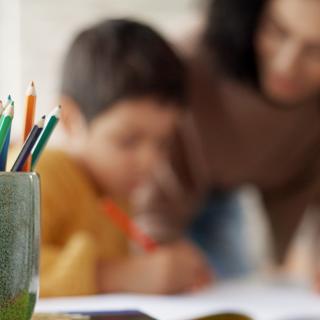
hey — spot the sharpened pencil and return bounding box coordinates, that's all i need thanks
[22,81,37,171]
[11,116,45,172]
[0,102,14,155]
[31,106,61,170]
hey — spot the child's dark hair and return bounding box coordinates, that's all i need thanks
[61,18,186,121]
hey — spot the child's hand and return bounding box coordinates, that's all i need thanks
[97,240,213,294]
[146,240,213,294]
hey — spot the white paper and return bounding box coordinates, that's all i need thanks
[35,280,320,320]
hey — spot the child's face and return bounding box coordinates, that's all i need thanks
[63,97,180,198]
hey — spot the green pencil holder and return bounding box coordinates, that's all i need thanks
[0,172,40,320]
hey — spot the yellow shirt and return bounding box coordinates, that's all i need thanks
[36,149,128,297]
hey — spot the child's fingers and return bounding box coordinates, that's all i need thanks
[191,265,214,291]
[178,256,213,293]
[189,273,213,292]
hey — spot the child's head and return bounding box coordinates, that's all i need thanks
[60,18,185,197]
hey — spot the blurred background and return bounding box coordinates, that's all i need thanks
[0,0,203,142]
[0,0,316,286]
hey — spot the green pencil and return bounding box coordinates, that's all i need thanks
[4,95,12,107]
[0,102,14,154]
[0,97,14,170]
[0,95,12,120]
[31,105,61,169]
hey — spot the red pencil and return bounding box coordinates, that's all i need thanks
[103,198,158,253]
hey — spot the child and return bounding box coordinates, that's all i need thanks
[37,18,212,297]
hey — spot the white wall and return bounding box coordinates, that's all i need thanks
[14,0,202,144]
[0,0,22,138]
[0,0,203,143]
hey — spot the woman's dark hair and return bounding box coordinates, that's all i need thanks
[203,0,267,85]
[61,18,185,121]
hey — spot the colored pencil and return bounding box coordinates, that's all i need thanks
[0,102,14,155]
[23,81,36,140]
[5,95,12,106]
[0,95,11,116]
[0,95,12,118]
[0,128,11,171]
[11,116,45,172]
[31,106,61,170]
[22,81,37,171]
[0,96,13,170]
[103,198,158,253]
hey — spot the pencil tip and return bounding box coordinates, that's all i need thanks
[27,81,36,96]
[4,101,14,116]
[8,95,11,101]
[38,115,46,128]
[53,105,62,118]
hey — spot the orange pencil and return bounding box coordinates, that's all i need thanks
[103,198,158,253]
[22,81,37,171]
